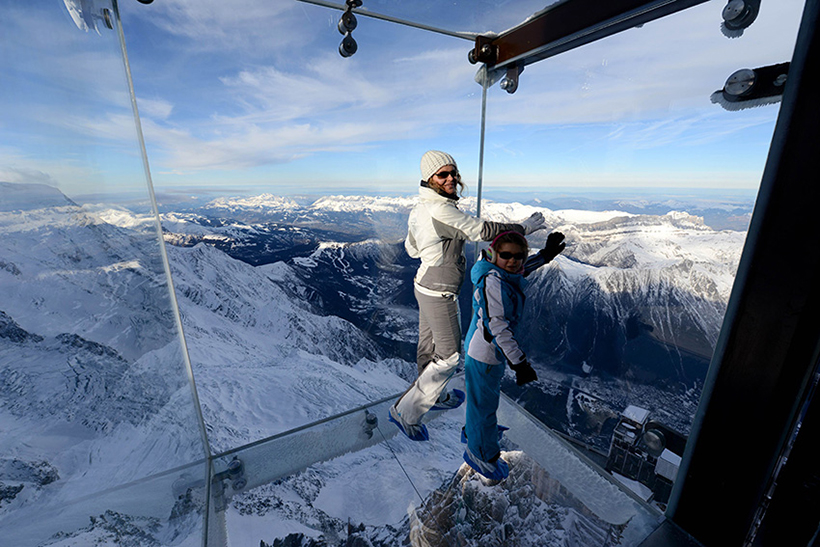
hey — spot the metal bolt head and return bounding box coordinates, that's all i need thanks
[338,11,357,35]
[722,0,746,22]
[725,68,756,96]
[500,77,518,94]
[339,34,358,57]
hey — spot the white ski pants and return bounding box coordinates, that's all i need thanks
[394,287,461,424]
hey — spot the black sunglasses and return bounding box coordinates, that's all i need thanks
[434,170,458,179]
[497,251,526,260]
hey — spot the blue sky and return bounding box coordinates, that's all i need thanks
[0,0,807,200]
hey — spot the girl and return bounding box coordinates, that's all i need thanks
[463,230,563,480]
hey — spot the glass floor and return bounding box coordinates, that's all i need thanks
[3,374,665,546]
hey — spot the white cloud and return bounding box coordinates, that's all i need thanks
[0,147,100,191]
[137,97,174,120]
[130,42,483,171]
[123,0,307,54]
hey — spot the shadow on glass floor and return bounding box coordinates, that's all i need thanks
[212,381,665,547]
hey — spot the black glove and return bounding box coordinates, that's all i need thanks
[539,231,566,263]
[509,360,537,386]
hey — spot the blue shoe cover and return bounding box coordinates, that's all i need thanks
[431,389,465,411]
[463,449,509,481]
[461,424,509,444]
[388,406,429,441]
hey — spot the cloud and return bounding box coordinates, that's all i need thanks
[137,97,174,120]
[2,0,807,194]
[122,0,306,54]
[0,166,57,186]
[131,41,483,171]
[599,111,777,151]
[0,147,99,191]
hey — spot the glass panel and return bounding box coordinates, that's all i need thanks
[116,1,487,453]
[479,0,805,509]
[6,0,801,544]
[213,392,661,546]
[0,1,208,544]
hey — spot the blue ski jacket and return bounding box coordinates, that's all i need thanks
[465,258,528,366]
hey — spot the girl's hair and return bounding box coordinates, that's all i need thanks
[490,231,529,253]
[427,172,467,197]
[486,231,528,269]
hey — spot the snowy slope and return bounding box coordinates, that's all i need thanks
[1,186,750,546]
[0,185,426,546]
[165,241,415,452]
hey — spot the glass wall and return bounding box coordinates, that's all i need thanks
[117,0,491,452]
[1,0,809,545]
[0,1,208,545]
[478,0,804,509]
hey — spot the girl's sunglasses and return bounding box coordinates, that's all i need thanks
[434,170,458,179]
[497,251,526,260]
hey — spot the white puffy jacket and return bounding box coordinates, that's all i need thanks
[405,185,523,295]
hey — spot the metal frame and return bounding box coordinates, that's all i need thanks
[469,0,709,69]
[464,0,820,544]
[667,1,820,545]
[295,0,476,40]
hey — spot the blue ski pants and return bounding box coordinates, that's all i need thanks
[465,354,505,462]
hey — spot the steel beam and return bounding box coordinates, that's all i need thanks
[470,0,709,69]
[667,1,820,544]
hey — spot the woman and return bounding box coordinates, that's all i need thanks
[389,150,546,441]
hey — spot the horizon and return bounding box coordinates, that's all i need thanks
[57,183,759,210]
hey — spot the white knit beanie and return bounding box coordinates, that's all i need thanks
[420,150,457,182]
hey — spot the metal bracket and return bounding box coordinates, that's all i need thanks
[468,35,498,65]
[338,0,363,57]
[499,65,524,94]
[721,0,761,38]
[711,62,790,111]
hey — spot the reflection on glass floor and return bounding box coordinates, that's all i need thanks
[1,378,663,546]
[216,382,662,547]
[2,457,207,547]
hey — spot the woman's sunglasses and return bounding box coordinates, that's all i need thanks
[434,170,458,179]
[497,251,526,260]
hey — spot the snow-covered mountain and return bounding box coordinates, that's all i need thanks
[177,195,741,374]
[147,192,744,448]
[1,184,748,545]
[159,193,745,451]
[165,241,415,452]
[198,193,415,241]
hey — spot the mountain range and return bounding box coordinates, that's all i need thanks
[0,182,747,545]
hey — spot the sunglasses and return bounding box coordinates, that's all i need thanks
[497,251,526,260]
[434,170,458,179]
